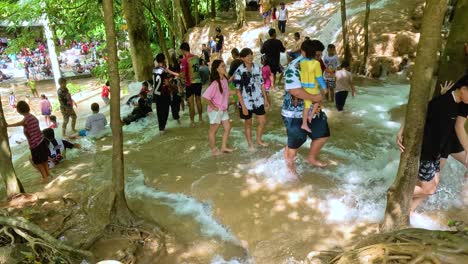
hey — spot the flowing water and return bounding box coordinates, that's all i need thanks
[6,0,468,262]
[12,80,467,263]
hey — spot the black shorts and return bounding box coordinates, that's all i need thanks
[186,83,202,99]
[441,133,464,158]
[239,104,266,120]
[31,139,50,165]
[418,159,440,182]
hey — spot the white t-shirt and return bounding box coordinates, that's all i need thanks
[322,53,340,80]
[85,113,107,137]
[335,69,353,92]
[278,8,287,21]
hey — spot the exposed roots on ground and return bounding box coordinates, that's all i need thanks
[308,228,468,264]
[91,222,166,264]
[0,215,93,263]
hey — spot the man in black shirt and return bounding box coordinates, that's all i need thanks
[397,78,468,212]
[260,28,286,84]
[213,27,224,59]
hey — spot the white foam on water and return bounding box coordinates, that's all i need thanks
[410,213,449,231]
[127,171,240,244]
[248,149,300,187]
[211,255,253,264]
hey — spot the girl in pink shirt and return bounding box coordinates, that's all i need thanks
[261,56,274,107]
[39,94,52,126]
[202,60,234,156]
[7,101,51,181]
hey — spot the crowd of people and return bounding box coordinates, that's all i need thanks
[4,1,467,216]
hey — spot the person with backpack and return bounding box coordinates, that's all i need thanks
[180,42,203,126]
[153,53,179,134]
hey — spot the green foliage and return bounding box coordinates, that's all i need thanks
[92,61,108,81]
[4,30,41,54]
[67,82,84,95]
[218,0,234,11]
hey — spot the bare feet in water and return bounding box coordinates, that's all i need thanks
[221,148,234,153]
[257,141,269,147]
[211,148,223,156]
[307,159,327,168]
[248,145,256,152]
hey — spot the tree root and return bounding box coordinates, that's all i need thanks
[309,228,468,264]
[0,215,93,263]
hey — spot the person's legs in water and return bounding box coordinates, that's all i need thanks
[221,119,233,153]
[171,93,181,124]
[307,137,328,167]
[70,110,77,132]
[196,95,203,122]
[37,162,51,182]
[187,94,195,126]
[209,123,222,155]
[256,114,268,147]
[156,95,171,133]
[411,173,440,212]
[244,118,254,151]
[335,91,348,111]
[62,111,70,136]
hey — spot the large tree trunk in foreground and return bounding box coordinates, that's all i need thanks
[360,0,371,74]
[103,0,133,223]
[154,18,171,66]
[235,0,247,29]
[435,0,468,96]
[340,0,352,63]
[194,0,199,25]
[380,0,447,232]
[211,0,216,18]
[122,0,153,81]
[180,0,195,29]
[0,97,24,197]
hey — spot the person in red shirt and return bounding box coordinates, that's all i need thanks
[180,42,203,126]
[101,81,110,105]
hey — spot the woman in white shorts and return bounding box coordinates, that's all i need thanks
[202,60,235,156]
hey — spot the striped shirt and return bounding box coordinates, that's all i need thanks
[23,114,44,149]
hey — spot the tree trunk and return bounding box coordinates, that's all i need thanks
[211,0,216,18]
[180,0,195,29]
[173,0,187,38]
[360,0,371,75]
[235,0,247,29]
[380,0,448,232]
[122,0,153,81]
[0,97,24,197]
[435,0,468,96]
[194,0,199,25]
[154,18,171,67]
[102,0,133,223]
[340,0,352,63]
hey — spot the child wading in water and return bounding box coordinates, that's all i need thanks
[261,55,275,96]
[202,60,234,156]
[7,101,51,181]
[300,41,328,132]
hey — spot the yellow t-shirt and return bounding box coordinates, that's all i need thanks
[261,0,271,12]
[300,58,324,109]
